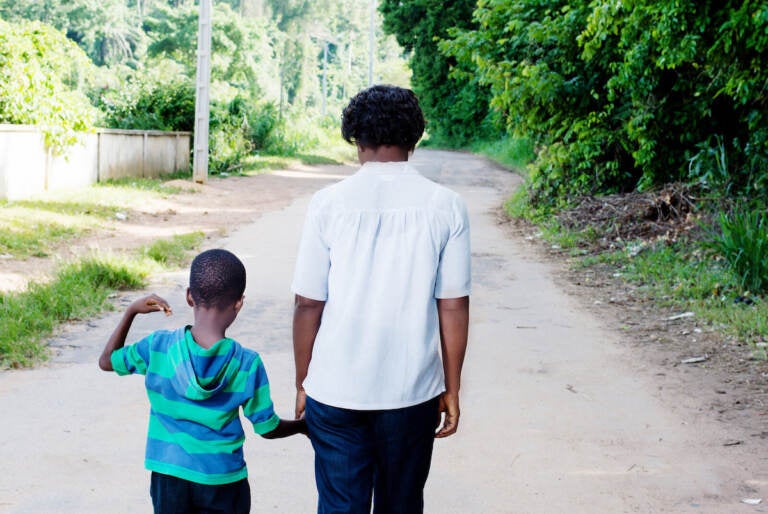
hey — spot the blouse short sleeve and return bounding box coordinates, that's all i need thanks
[291,192,331,301]
[434,194,471,299]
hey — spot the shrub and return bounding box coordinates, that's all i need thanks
[708,207,768,295]
[98,77,195,132]
[0,20,98,153]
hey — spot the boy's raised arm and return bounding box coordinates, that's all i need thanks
[98,294,172,371]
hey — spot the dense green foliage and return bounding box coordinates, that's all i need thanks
[380,0,494,145]
[1,0,145,67]
[442,1,768,205]
[0,20,98,153]
[99,78,196,132]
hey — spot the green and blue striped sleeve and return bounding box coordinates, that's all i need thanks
[242,356,279,435]
[111,334,152,376]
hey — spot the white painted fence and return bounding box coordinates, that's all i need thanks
[0,125,191,200]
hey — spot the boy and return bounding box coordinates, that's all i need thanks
[99,248,305,514]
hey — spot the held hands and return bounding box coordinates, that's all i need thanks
[435,392,460,438]
[129,294,173,316]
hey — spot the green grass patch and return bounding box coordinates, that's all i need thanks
[9,200,119,219]
[0,230,207,369]
[142,231,205,267]
[574,239,767,356]
[242,149,355,175]
[706,207,768,295]
[0,176,200,258]
[469,135,535,171]
[241,155,295,173]
[97,174,193,195]
[619,244,733,304]
[0,206,95,257]
[0,254,154,368]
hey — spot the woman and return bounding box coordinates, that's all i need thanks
[291,85,471,514]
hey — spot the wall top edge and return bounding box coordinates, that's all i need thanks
[97,128,193,136]
[0,124,191,137]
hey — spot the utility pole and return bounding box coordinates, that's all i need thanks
[192,0,212,184]
[310,30,339,117]
[322,41,329,116]
[368,0,375,86]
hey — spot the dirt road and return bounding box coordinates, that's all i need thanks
[0,150,766,513]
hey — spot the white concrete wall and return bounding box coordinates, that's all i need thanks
[48,136,99,192]
[0,125,191,200]
[0,126,47,200]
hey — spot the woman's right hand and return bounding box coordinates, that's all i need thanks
[295,388,307,420]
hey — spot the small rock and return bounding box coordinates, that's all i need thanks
[666,312,695,321]
[681,355,709,364]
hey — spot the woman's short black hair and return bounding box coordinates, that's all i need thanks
[189,249,246,309]
[341,85,425,150]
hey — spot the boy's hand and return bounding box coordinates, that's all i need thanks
[99,294,170,372]
[435,392,460,438]
[130,294,172,316]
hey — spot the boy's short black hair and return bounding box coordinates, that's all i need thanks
[341,85,425,150]
[189,249,246,309]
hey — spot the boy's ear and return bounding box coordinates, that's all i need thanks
[186,288,194,307]
[234,295,244,313]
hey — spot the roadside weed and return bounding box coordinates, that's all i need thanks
[706,208,768,295]
[576,238,766,357]
[0,254,153,368]
[0,230,207,368]
[620,243,732,303]
[143,232,205,267]
[98,174,193,194]
[470,135,535,171]
[0,206,96,257]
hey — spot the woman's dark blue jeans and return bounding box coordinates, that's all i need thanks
[305,395,441,514]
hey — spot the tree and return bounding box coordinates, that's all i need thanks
[380,0,493,145]
[0,20,99,152]
[143,2,279,101]
[0,0,145,66]
[446,1,768,204]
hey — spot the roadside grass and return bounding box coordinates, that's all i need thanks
[96,174,194,195]
[0,205,102,257]
[142,231,205,267]
[243,143,356,174]
[0,254,153,368]
[469,136,535,171]
[615,242,768,355]
[523,209,768,358]
[0,174,202,259]
[0,232,206,369]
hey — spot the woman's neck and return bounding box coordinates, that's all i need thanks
[357,144,410,163]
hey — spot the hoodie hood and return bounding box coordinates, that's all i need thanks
[167,327,243,400]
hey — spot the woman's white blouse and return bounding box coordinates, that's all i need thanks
[291,161,471,410]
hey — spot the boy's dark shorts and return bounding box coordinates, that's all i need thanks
[150,472,251,514]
